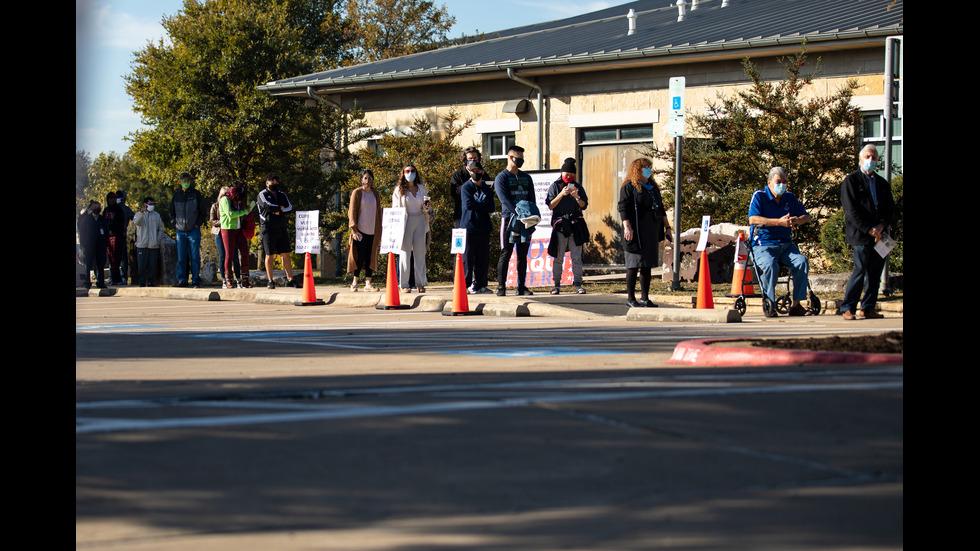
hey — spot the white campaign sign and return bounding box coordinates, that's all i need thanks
[379,207,407,254]
[294,210,320,254]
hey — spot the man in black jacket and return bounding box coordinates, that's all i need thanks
[839,144,895,320]
[449,147,482,228]
[78,201,109,289]
[169,172,209,287]
[258,173,296,289]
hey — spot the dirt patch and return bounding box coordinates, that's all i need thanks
[747,331,903,355]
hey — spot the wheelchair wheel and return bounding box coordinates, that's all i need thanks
[762,296,776,318]
[775,294,791,315]
[808,291,821,316]
[734,296,746,316]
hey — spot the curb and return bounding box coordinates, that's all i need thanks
[667,337,904,366]
[627,306,741,323]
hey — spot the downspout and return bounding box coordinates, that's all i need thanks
[506,68,545,169]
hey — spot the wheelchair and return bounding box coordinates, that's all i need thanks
[733,226,821,317]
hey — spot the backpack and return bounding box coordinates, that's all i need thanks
[242,212,256,239]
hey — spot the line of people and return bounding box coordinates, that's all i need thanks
[78,172,300,290]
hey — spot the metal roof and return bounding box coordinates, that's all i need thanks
[259,0,903,95]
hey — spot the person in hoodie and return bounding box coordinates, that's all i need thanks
[77,200,108,289]
[132,196,167,287]
[169,172,209,287]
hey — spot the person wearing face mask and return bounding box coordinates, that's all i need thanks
[257,173,296,289]
[133,196,167,287]
[459,161,495,294]
[618,158,672,308]
[392,164,430,293]
[450,147,483,228]
[839,144,895,320]
[77,200,109,289]
[169,172,209,287]
[494,145,536,296]
[748,166,813,316]
[546,157,589,294]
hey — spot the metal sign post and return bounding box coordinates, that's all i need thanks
[668,77,685,291]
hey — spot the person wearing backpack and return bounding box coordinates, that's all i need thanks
[219,185,256,288]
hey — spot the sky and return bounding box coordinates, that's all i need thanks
[76,0,615,158]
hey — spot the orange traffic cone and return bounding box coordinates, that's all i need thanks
[443,253,480,316]
[727,232,759,297]
[376,252,410,310]
[294,252,325,306]
[696,249,714,309]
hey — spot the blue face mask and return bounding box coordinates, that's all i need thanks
[641,167,652,179]
[773,183,787,196]
[861,158,876,173]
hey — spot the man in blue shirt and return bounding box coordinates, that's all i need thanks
[747,167,812,316]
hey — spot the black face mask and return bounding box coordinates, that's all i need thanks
[268,184,279,192]
[92,207,102,215]
[471,173,483,182]
[512,157,525,168]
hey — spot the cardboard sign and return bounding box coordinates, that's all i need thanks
[294,210,320,254]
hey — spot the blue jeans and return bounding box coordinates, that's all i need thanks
[840,244,885,314]
[176,227,202,284]
[753,241,809,302]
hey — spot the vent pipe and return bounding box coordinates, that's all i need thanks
[676,0,687,22]
[627,9,637,35]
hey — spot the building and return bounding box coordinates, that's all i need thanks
[259,0,903,268]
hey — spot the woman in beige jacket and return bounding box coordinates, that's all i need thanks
[347,170,383,291]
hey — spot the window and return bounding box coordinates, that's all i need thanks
[486,133,516,160]
[580,125,653,144]
[861,112,902,174]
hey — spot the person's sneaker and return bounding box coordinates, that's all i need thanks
[550,287,560,295]
[475,287,493,294]
[178,281,188,287]
[517,287,533,296]
[496,288,506,296]
[268,281,276,289]
[788,304,807,316]
[575,286,586,294]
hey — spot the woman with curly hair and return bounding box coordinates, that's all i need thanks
[392,164,431,292]
[618,158,672,308]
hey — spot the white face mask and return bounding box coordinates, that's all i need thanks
[117,198,123,203]
[146,205,155,212]
[405,171,416,183]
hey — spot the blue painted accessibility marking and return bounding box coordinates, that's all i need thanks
[187,331,332,339]
[439,347,626,358]
[76,324,164,330]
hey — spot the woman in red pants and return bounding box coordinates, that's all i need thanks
[219,186,255,288]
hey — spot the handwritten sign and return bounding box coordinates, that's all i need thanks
[294,210,320,254]
[379,207,406,254]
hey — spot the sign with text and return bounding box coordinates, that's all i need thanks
[294,210,320,254]
[668,76,685,137]
[451,228,466,254]
[502,170,573,287]
[379,207,406,254]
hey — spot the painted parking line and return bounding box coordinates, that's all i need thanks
[75,379,903,435]
[439,347,627,357]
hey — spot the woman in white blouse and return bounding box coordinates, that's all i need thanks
[392,164,430,292]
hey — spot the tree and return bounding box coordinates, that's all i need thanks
[125,0,349,197]
[342,0,455,63]
[646,48,861,247]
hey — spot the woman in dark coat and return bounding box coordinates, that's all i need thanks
[618,158,672,308]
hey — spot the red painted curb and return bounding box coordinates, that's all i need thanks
[668,338,903,366]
